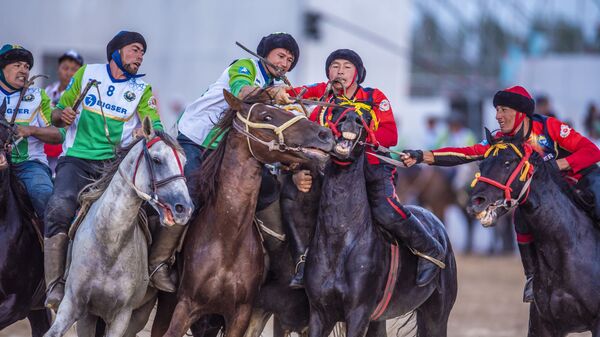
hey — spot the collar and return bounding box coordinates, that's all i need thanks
[0,82,19,96]
[0,71,19,92]
[257,60,273,85]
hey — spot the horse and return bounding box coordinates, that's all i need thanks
[395,164,515,255]
[467,130,600,336]
[157,90,334,337]
[44,117,193,337]
[305,106,457,337]
[0,101,51,337]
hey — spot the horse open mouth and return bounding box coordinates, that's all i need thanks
[158,205,176,226]
[334,132,358,157]
[473,207,498,227]
[301,147,330,162]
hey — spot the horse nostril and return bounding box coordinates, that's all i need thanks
[175,204,185,214]
[318,130,331,142]
[471,196,486,206]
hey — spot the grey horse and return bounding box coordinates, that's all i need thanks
[44,118,193,337]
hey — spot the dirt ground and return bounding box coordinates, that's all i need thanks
[0,255,591,337]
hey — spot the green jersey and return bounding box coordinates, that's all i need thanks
[57,64,163,160]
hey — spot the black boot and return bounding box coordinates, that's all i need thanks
[44,233,69,311]
[289,252,306,289]
[518,242,535,303]
[387,214,446,287]
[148,224,186,292]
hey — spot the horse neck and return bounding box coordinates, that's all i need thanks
[209,132,262,238]
[519,163,593,242]
[317,154,373,240]
[87,153,144,245]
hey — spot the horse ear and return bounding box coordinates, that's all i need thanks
[141,116,155,140]
[223,89,243,111]
[484,127,495,145]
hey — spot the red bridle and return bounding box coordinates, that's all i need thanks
[471,142,535,208]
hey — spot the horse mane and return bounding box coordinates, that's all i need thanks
[527,151,582,203]
[192,89,275,209]
[78,130,182,208]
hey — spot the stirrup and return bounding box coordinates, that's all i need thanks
[294,254,306,273]
[149,261,168,279]
[408,247,446,269]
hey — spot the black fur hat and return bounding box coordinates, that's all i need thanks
[106,31,147,62]
[256,32,299,71]
[325,49,366,84]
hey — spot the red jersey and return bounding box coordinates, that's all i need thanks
[431,115,600,180]
[289,82,398,164]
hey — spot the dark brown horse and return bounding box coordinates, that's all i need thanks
[158,90,334,337]
[0,101,51,336]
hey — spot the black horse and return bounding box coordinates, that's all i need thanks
[305,106,457,337]
[467,132,600,336]
[0,101,51,336]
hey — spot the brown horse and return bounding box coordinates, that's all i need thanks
[158,90,334,337]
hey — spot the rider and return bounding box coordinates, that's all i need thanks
[44,31,172,309]
[45,50,84,173]
[0,44,63,224]
[401,85,600,302]
[286,49,446,289]
[176,32,297,204]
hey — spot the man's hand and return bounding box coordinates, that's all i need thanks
[60,107,77,126]
[293,169,312,193]
[268,86,293,105]
[400,150,424,167]
[15,125,34,138]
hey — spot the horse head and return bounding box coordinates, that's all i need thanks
[223,89,334,166]
[0,100,12,170]
[467,127,534,226]
[322,98,375,162]
[120,117,194,227]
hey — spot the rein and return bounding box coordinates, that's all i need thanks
[119,136,186,210]
[470,142,535,210]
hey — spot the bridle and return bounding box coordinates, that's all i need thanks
[118,136,186,210]
[231,102,310,159]
[470,142,535,210]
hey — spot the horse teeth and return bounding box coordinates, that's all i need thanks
[342,132,357,140]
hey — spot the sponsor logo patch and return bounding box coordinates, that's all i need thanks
[379,99,390,112]
[238,66,250,75]
[560,124,571,138]
[22,94,34,102]
[65,77,74,91]
[124,91,136,102]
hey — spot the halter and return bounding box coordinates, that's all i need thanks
[470,142,535,210]
[118,136,186,211]
[231,103,309,159]
[319,98,379,145]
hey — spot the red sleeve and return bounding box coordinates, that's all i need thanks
[545,117,600,173]
[370,89,397,148]
[287,82,327,100]
[431,142,490,166]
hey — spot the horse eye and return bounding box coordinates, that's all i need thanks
[152,156,162,164]
[263,115,272,122]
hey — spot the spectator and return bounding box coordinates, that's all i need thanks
[584,102,600,142]
[535,95,557,118]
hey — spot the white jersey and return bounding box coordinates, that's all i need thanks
[1,86,52,165]
[178,58,272,146]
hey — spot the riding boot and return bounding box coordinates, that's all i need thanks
[386,214,445,287]
[148,224,187,293]
[518,242,535,303]
[44,232,69,310]
[289,250,307,289]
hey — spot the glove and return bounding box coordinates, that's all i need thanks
[403,150,424,164]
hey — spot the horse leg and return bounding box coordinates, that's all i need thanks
[273,315,291,337]
[592,320,600,337]
[76,313,99,337]
[163,299,202,337]
[190,315,224,337]
[104,308,133,337]
[527,304,562,337]
[122,295,157,337]
[308,310,336,337]
[151,291,178,337]
[365,321,386,337]
[223,304,253,337]
[242,307,272,337]
[27,308,51,337]
[44,296,80,337]
[344,308,371,337]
